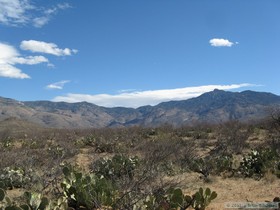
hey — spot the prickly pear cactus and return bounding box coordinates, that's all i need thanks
[23,191,50,210]
[192,187,217,210]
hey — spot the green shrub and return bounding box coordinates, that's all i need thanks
[143,187,192,210]
[2,138,13,148]
[92,154,139,180]
[22,191,50,210]
[0,167,31,189]
[239,149,279,179]
[0,188,53,210]
[142,187,217,210]
[189,158,211,180]
[61,165,117,209]
[192,187,217,210]
[213,154,233,174]
[47,145,65,159]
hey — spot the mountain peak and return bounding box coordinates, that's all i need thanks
[198,89,231,100]
[1,90,280,128]
[213,88,225,92]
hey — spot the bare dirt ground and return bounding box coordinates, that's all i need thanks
[75,148,92,171]
[3,125,280,210]
[4,150,280,210]
[165,172,280,210]
[74,149,280,210]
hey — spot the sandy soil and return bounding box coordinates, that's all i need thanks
[165,172,280,210]
[73,144,280,210]
[5,164,280,210]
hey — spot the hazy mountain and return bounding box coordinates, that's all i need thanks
[1,90,280,128]
[136,89,280,126]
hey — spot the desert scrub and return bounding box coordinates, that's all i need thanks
[91,154,139,180]
[140,187,217,210]
[239,148,279,179]
[61,165,117,209]
[0,167,32,189]
[192,187,218,210]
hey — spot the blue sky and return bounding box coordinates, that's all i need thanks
[0,0,279,107]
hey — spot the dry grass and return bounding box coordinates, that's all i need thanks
[163,172,280,209]
[1,121,280,209]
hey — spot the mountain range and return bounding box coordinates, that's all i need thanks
[1,89,280,128]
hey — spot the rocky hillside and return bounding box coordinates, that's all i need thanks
[1,90,280,128]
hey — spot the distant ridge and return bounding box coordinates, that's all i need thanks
[1,90,280,128]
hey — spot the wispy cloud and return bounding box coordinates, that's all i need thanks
[0,40,77,79]
[20,40,78,56]
[117,89,138,93]
[53,84,255,108]
[33,3,71,28]
[0,0,71,27]
[209,38,235,47]
[0,0,33,26]
[0,42,49,79]
[32,16,50,28]
[46,80,70,90]
[11,56,48,65]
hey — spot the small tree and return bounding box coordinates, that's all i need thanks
[216,120,249,154]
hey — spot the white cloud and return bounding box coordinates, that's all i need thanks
[117,89,138,93]
[11,56,49,65]
[46,80,70,90]
[57,3,71,10]
[33,3,71,28]
[20,40,77,56]
[0,0,71,27]
[0,40,76,79]
[53,84,255,108]
[72,49,79,54]
[209,38,235,47]
[0,42,19,61]
[33,16,50,28]
[0,64,30,79]
[0,0,33,26]
[0,42,48,79]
